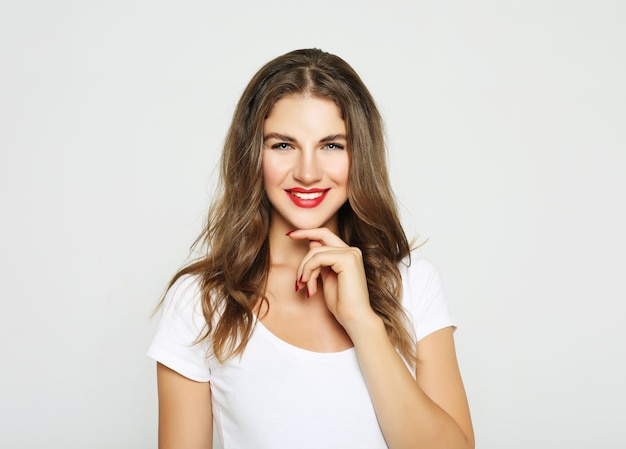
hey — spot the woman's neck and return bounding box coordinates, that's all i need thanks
[267,225,310,267]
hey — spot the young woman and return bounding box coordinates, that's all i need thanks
[148,48,474,449]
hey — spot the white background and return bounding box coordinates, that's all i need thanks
[1,1,624,448]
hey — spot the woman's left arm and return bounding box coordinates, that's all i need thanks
[290,228,474,449]
[350,319,474,449]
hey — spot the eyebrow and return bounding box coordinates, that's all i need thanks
[263,133,297,143]
[319,134,347,143]
[263,133,347,143]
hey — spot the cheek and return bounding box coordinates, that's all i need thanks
[261,153,274,181]
[329,155,350,184]
[262,153,287,186]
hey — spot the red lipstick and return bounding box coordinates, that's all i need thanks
[285,188,329,208]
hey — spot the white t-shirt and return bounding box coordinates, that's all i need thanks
[148,254,455,449]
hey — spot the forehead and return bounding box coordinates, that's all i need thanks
[263,94,345,135]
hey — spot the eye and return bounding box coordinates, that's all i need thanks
[324,143,345,151]
[271,142,293,150]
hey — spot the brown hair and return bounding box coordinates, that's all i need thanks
[166,48,415,364]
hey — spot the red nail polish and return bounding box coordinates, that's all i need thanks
[306,287,310,299]
[295,280,299,292]
[286,230,296,236]
[298,274,303,283]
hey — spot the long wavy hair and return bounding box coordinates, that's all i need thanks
[166,48,415,364]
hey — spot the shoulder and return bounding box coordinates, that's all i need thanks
[399,252,441,299]
[158,274,206,332]
[399,252,455,341]
[148,274,213,382]
[162,274,203,312]
[155,273,206,335]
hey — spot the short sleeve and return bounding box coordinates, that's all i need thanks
[147,275,212,382]
[400,255,456,342]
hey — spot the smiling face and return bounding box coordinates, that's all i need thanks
[262,94,350,234]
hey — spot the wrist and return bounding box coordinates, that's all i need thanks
[341,311,385,342]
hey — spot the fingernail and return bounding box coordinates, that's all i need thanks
[298,274,303,283]
[306,287,310,299]
[295,280,299,292]
[285,230,296,236]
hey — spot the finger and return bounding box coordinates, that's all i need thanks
[296,245,335,283]
[286,227,348,248]
[298,248,347,284]
[296,245,337,286]
[306,267,321,297]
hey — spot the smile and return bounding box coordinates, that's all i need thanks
[285,189,329,208]
[290,191,324,199]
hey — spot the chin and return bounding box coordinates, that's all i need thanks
[270,204,341,233]
[297,218,339,232]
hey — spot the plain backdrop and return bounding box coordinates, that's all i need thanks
[1,1,624,448]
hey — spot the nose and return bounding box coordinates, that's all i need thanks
[293,151,322,184]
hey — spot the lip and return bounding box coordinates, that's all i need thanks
[285,188,330,208]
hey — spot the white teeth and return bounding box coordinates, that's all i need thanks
[291,191,324,199]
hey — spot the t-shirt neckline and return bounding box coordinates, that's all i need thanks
[252,315,355,358]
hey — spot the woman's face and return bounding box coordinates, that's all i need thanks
[262,94,349,233]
